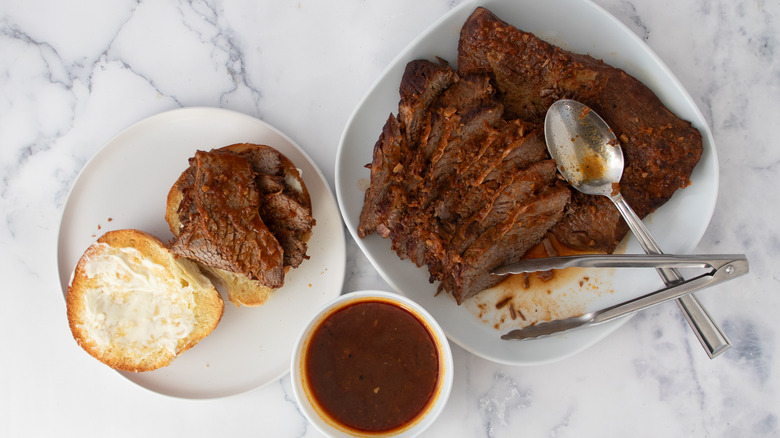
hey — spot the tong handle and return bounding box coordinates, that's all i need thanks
[593,257,747,323]
[492,254,745,274]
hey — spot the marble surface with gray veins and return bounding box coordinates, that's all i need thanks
[1,0,777,437]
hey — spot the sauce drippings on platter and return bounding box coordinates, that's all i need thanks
[468,234,615,330]
[304,300,439,433]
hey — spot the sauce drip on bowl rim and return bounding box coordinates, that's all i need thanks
[303,298,440,434]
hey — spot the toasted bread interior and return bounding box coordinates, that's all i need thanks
[66,229,224,372]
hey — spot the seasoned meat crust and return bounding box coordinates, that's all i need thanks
[166,144,314,306]
[170,150,286,288]
[458,7,703,252]
[229,144,315,269]
[359,59,570,303]
[169,145,316,292]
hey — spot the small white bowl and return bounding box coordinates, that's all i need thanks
[291,290,454,438]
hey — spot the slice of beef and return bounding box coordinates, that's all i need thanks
[357,61,447,241]
[425,103,503,201]
[226,144,313,209]
[549,191,626,251]
[170,150,285,288]
[388,73,505,267]
[360,67,503,259]
[446,184,571,303]
[436,123,548,225]
[448,159,561,256]
[173,165,197,225]
[424,127,555,286]
[458,120,545,187]
[358,114,406,238]
[429,158,568,303]
[398,59,460,148]
[458,7,703,253]
[229,144,315,268]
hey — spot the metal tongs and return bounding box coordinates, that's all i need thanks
[492,254,749,340]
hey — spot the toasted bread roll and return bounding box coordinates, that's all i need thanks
[66,229,224,372]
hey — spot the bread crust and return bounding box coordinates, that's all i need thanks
[66,229,224,372]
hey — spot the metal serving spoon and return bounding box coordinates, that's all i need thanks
[542,99,730,358]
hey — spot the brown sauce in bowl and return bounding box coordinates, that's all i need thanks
[304,300,439,433]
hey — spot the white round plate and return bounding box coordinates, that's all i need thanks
[335,0,718,365]
[58,107,346,398]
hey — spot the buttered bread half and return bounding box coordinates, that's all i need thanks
[66,229,224,372]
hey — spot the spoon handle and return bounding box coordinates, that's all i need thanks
[610,193,731,358]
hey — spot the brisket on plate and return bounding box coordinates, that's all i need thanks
[458,7,703,252]
[359,7,703,303]
[359,60,570,303]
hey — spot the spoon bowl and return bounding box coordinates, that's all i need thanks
[543,99,730,358]
[544,99,624,196]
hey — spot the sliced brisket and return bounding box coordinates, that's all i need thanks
[458,7,703,253]
[358,7,703,302]
[444,185,570,300]
[358,59,570,303]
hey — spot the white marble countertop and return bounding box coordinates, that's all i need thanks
[2,0,778,436]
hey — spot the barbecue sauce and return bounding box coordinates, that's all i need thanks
[304,300,439,433]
